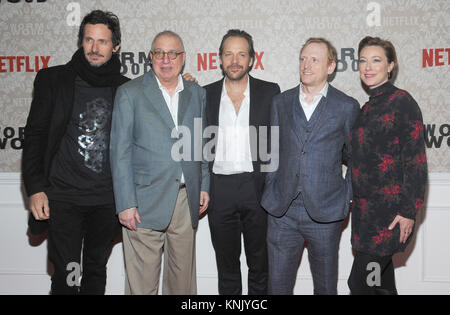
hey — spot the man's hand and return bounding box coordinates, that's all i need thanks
[119,207,141,231]
[29,192,50,220]
[199,191,210,215]
[182,73,198,83]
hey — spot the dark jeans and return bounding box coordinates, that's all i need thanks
[48,200,119,295]
[348,251,398,295]
[208,172,268,295]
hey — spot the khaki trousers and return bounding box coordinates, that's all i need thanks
[122,187,197,295]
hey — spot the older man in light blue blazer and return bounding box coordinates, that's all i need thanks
[110,31,210,295]
[261,38,360,295]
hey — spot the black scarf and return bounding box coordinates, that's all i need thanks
[69,48,123,87]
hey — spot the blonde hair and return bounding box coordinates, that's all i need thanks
[300,37,337,65]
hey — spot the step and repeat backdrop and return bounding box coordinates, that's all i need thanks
[0,0,449,173]
[0,0,449,295]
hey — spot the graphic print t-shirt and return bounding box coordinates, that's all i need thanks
[47,76,114,205]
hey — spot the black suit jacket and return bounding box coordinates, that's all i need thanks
[22,60,129,234]
[204,75,280,202]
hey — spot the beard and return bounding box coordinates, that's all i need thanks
[86,52,108,67]
[224,64,250,81]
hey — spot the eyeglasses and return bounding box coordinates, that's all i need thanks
[151,50,185,60]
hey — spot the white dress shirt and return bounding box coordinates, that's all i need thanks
[213,77,254,175]
[155,74,185,183]
[299,82,329,121]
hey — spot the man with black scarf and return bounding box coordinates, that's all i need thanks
[22,10,129,295]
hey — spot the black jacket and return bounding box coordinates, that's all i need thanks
[204,75,280,202]
[22,60,129,234]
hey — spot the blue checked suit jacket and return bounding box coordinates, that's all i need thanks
[261,84,360,222]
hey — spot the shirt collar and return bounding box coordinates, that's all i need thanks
[155,74,184,94]
[222,75,250,98]
[300,82,329,99]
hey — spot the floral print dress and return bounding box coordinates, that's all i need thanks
[350,82,427,257]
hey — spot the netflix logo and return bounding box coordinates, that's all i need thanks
[0,56,50,73]
[422,48,450,68]
[197,52,265,71]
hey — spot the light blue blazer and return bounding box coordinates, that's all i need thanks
[110,70,210,230]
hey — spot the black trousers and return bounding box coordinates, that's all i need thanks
[48,200,119,295]
[208,172,268,295]
[348,251,398,295]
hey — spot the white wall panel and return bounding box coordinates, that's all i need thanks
[1,172,449,295]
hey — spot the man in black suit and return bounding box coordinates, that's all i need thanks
[204,29,280,295]
[22,10,129,294]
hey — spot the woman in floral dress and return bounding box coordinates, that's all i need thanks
[347,36,427,295]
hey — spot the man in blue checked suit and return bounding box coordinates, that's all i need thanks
[261,38,360,295]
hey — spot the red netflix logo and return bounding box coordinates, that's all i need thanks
[0,56,50,73]
[197,52,265,71]
[422,49,450,68]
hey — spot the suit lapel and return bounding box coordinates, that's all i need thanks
[142,71,175,130]
[210,78,223,128]
[178,85,191,126]
[308,86,332,135]
[249,76,259,128]
[50,65,76,160]
[288,86,304,145]
[248,76,260,163]
[58,65,76,128]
